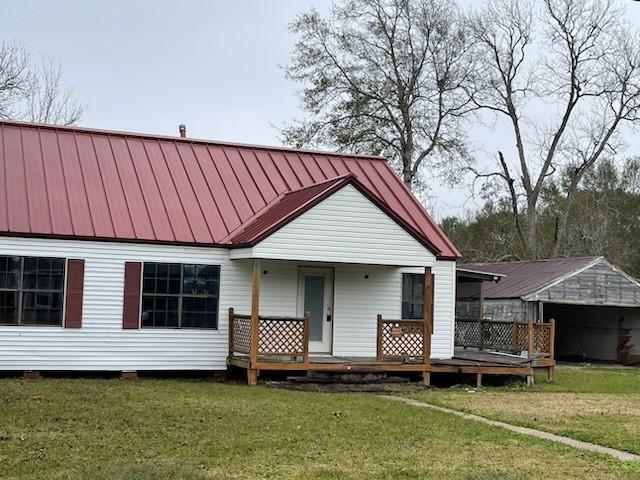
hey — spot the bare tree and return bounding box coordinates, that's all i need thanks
[467,0,640,258]
[25,58,85,125]
[284,0,477,190]
[0,42,85,125]
[0,42,31,119]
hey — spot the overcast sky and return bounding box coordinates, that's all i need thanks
[5,1,640,219]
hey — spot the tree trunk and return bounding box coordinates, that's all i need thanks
[402,149,413,190]
[525,202,537,259]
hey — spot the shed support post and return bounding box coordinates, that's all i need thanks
[527,318,534,360]
[422,267,433,386]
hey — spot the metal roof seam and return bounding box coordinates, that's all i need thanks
[188,143,229,234]
[18,126,32,233]
[203,146,242,228]
[71,133,101,236]
[0,127,7,230]
[105,135,141,239]
[368,160,427,229]
[87,134,121,237]
[220,146,256,217]
[237,148,269,206]
[123,136,160,241]
[249,149,279,200]
[138,138,178,242]
[266,150,296,190]
[35,129,54,234]
[172,140,215,242]
[154,139,198,242]
[294,151,318,183]
[53,130,80,235]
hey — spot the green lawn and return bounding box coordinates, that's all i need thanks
[411,367,640,456]
[1,374,639,479]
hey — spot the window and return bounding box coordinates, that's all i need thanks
[402,273,435,323]
[141,263,220,329]
[0,256,66,326]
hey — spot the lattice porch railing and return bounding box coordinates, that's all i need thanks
[454,318,555,359]
[376,317,426,361]
[228,308,309,363]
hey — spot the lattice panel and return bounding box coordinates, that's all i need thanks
[533,324,551,356]
[512,323,529,352]
[484,321,519,353]
[380,321,424,359]
[455,319,528,354]
[454,319,481,348]
[258,318,305,355]
[231,317,251,354]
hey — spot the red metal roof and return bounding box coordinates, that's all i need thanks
[463,257,599,298]
[0,120,460,258]
[226,175,354,245]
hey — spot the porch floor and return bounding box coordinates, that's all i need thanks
[228,348,554,383]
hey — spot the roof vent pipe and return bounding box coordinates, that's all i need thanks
[178,124,187,138]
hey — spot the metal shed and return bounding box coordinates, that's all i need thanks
[457,257,640,364]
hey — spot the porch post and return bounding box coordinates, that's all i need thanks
[248,258,261,385]
[422,266,433,386]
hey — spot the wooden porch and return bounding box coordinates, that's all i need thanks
[452,317,557,385]
[228,260,555,386]
[228,310,434,383]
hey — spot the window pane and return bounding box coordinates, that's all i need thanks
[0,256,21,289]
[183,264,219,295]
[0,291,19,325]
[182,296,217,328]
[143,262,181,295]
[21,291,63,325]
[141,295,179,327]
[23,257,65,291]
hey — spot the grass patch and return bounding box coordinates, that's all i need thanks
[411,366,640,456]
[0,376,638,479]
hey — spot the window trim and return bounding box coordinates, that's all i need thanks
[0,255,68,328]
[140,261,221,330]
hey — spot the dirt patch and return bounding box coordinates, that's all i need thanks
[437,392,640,417]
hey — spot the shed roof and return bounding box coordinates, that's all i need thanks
[0,120,459,258]
[463,257,599,299]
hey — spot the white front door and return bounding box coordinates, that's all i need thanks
[298,267,334,354]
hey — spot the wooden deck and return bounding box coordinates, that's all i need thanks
[228,348,554,386]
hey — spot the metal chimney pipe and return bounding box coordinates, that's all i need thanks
[179,124,187,138]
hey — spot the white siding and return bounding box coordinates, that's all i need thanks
[0,236,251,371]
[332,264,402,357]
[256,260,456,359]
[0,237,455,371]
[230,184,436,267]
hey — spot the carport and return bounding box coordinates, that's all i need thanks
[457,257,640,364]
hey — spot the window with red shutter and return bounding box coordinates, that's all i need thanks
[64,259,84,328]
[122,262,142,329]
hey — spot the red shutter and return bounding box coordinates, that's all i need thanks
[64,259,85,328]
[123,262,142,329]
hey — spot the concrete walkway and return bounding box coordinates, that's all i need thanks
[385,396,640,462]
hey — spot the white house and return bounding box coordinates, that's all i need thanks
[0,120,460,384]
